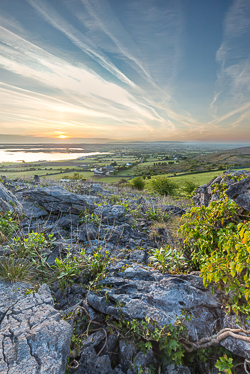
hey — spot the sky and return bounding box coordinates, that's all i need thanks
[0,0,250,142]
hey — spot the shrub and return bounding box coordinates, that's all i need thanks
[182,180,198,195]
[179,194,250,316]
[0,212,19,243]
[151,176,178,196]
[131,177,145,190]
[149,246,187,273]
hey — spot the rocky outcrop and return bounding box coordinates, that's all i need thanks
[0,182,22,215]
[87,264,250,360]
[87,264,223,342]
[0,281,72,373]
[225,176,250,211]
[193,170,250,207]
[22,186,99,214]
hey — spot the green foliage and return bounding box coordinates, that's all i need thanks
[0,257,33,283]
[10,232,55,259]
[149,246,187,273]
[131,177,145,191]
[70,172,87,181]
[0,211,19,242]
[109,195,121,204]
[79,212,100,226]
[111,312,191,366]
[53,246,110,290]
[179,193,250,316]
[215,354,234,374]
[178,197,239,267]
[182,180,198,195]
[201,222,250,316]
[145,207,169,222]
[151,177,178,196]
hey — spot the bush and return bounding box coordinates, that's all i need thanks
[182,180,197,195]
[151,176,178,196]
[0,212,19,243]
[131,177,145,190]
[179,195,250,316]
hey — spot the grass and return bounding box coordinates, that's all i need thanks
[0,257,34,283]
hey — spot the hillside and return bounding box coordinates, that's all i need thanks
[0,172,250,373]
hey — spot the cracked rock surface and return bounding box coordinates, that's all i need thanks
[0,281,72,374]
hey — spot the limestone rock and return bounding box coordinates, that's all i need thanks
[0,182,22,215]
[0,281,72,374]
[225,176,250,211]
[23,186,99,214]
[162,364,192,374]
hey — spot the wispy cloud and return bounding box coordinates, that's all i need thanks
[210,0,250,130]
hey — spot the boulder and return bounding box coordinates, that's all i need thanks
[225,176,250,211]
[193,170,250,207]
[162,364,191,374]
[23,186,99,214]
[0,281,72,373]
[94,204,125,224]
[87,264,250,359]
[0,182,22,215]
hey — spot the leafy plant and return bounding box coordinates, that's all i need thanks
[151,177,178,196]
[111,312,191,366]
[79,213,100,226]
[215,354,234,374]
[149,246,187,273]
[131,177,145,191]
[182,180,198,195]
[0,211,19,242]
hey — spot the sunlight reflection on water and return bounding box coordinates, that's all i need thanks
[0,149,110,163]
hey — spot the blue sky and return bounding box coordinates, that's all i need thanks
[0,0,249,142]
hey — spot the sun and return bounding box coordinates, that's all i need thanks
[59,134,67,139]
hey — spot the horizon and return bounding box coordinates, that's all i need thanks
[1,0,250,142]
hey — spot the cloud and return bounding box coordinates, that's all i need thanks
[210,0,250,128]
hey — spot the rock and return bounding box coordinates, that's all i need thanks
[193,170,250,207]
[0,281,72,373]
[0,182,23,215]
[77,222,97,241]
[73,330,118,374]
[21,200,48,219]
[56,214,79,229]
[87,265,223,343]
[162,364,191,374]
[23,186,99,214]
[220,314,250,359]
[225,176,250,211]
[46,241,63,265]
[34,175,40,184]
[133,349,157,371]
[119,340,139,372]
[94,205,126,224]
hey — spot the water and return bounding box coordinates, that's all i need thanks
[0,148,110,163]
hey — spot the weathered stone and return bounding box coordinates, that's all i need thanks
[77,222,97,241]
[0,182,22,214]
[21,200,48,219]
[192,170,250,207]
[225,176,250,211]
[87,265,223,343]
[94,204,125,224]
[73,330,118,374]
[119,340,139,372]
[0,281,72,373]
[162,364,192,374]
[23,186,99,214]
